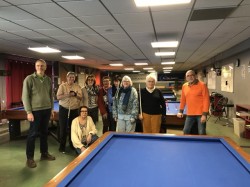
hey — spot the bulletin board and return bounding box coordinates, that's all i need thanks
[221,63,233,92]
[207,70,216,89]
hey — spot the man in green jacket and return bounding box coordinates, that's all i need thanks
[22,59,55,168]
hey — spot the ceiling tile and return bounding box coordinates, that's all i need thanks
[19,3,71,18]
[58,0,109,16]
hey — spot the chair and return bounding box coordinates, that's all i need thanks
[208,97,228,123]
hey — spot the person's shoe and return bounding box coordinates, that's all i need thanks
[59,147,66,153]
[26,159,37,168]
[40,153,56,161]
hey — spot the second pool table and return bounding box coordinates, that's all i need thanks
[2,101,59,140]
[163,101,186,126]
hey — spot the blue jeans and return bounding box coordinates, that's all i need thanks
[26,109,51,159]
[183,116,206,135]
[75,134,99,155]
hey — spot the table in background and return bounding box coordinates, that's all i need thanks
[2,101,59,140]
[162,101,186,127]
[163,93,177,101]
[45,132,250,187]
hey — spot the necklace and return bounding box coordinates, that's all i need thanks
[79,117,87,129]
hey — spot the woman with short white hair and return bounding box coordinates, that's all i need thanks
[113,75,139,132]
[139,74,166,133]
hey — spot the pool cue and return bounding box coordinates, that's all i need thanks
[139,84,142,117]
[67,95,71,130]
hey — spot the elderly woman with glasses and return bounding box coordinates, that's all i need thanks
[113,75,139,132]
[139,74,166,133]
[71,106,98,155]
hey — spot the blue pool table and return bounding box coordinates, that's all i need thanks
[46,132,250,187]
[3,101,59,140]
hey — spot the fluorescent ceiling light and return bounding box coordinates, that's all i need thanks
[133,70,141,72]
[155,52,175,56]
[163,67,173,69]
[62,55,85,60]
[148,70,156,73]
[161,61,175,65]
[124,68,134,70]
[164,72,171,74]
[134,0,191,7]
[143,67,153,70]
[28,46,61,53]
[151,41,178,48]
[110,64,123,66]
[135,63,148,65]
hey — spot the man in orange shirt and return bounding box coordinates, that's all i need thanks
[177,70,210,135]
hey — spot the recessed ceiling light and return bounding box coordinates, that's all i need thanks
[134,0,191,7]
[163,67,173,69]
[155,52,175,56]
[151,41,179,48]
[161,61,175,65]
[110,63,123,66]
[28,46,61,53]
[143,67,153,70]
[135,63,148,65]
[62,55,85,60]
[125,68,134,70]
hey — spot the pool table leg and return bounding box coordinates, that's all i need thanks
[8,120,21,140]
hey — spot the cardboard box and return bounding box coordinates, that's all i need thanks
[233,118,245,137]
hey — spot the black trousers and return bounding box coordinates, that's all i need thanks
[59,105,79,148]
[26,109,51,159]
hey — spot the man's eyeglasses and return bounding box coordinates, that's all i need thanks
[87,79,94,81]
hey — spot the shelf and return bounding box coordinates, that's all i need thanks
[236,111,250,117]
[236,104,250,124]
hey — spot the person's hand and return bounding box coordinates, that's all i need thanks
[114,117,117,122]
[138,114,143,120]
[86,134,92,145]
[27,113,34,122]
[69,91,77,97]
[102,113,108,119]
[177,112,183,118]
[201,115,207,123]
[81,146,86,153]
[130,118,135,123]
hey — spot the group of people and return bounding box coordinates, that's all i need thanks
[22,59,210,169]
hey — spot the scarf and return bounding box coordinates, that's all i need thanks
[86,85,98,96]
[118,86,131,111]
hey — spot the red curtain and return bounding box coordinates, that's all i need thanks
[5,60,52,109]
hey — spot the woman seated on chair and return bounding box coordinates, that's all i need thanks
[71,106,98,155]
